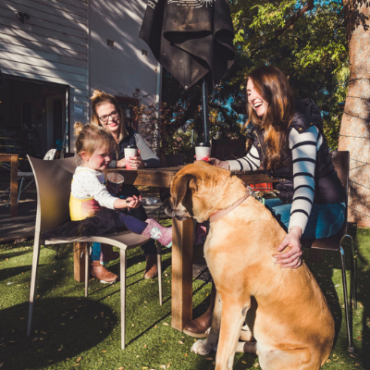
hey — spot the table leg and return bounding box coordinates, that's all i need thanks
[74,242,87,282]
[171,217,194,331]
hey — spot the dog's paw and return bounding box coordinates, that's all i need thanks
[191,339,214,355]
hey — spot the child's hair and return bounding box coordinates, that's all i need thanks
[90,89,129,141]
[74,122,116,160]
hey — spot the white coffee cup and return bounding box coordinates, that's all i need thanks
[124,146,138,170]
[195,143,211,162]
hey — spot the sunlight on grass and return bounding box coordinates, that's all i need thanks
[0,225,369,369]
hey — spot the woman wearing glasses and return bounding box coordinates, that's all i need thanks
[89,90,161,282]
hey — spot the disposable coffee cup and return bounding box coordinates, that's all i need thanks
[107,172,124,194]
[124,145,138,170]
[195,142,211,162]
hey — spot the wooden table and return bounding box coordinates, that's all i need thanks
[105,167,273,331]
[0,153,19,217]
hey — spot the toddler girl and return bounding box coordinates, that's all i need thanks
[70,123,172,283]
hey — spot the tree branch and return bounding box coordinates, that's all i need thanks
[163,97,199,133]
[209,102,234,126]
[274,0,314,38]
[250,1,315,58]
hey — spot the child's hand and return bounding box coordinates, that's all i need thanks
[125,195,141,210]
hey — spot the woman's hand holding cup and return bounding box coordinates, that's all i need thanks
[126,150,143,170]
[124,146,142,170]
[116,158,127,168]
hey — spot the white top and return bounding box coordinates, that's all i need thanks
[71,166,117,209]
[227,126,322,233]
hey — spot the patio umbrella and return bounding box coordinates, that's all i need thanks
[139,0,235,142]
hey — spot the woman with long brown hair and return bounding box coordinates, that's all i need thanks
[89,90,161,282]
[183,66,346,338]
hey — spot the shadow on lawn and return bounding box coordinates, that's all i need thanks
[0,243,72,264]
[354,228,370,369]
[0,265,32,281]
[305,224,370,368]
[0,297,116,370]
[306,251,346,347]
[0,250,33,261]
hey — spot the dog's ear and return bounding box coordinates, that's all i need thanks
[171,174,197,208]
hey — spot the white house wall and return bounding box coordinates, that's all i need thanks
[0,0,89,150]
[89,0,158,109]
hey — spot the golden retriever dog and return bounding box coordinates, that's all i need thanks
[164,161,334,370]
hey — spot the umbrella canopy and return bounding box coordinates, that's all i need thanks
[140,0,235,91]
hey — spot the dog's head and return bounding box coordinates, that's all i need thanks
[163,161,246,223]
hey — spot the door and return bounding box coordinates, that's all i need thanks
[47,95,65,151]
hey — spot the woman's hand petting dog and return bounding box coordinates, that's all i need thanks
[274,225,303,269]
[208,157,230,170]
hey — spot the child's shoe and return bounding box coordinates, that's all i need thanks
[142,218,172,248]
[91,261,118,283]
[144,254,158,279]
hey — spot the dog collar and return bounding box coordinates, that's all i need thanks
[209,192,249,223]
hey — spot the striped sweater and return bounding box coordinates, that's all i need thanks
[227,126,322,233]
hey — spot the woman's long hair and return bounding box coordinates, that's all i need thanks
[245,66,295,170]
[90,90,129,142]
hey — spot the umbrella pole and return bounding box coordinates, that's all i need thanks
[201,78,210,144]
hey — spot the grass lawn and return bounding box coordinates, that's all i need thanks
[0,223,369,370]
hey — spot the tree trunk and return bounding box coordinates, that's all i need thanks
[339,0,370,227]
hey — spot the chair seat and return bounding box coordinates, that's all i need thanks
[301,232,345,251]
[44,231,150,250]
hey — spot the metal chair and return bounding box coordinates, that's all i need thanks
[301,151,356,353]
[0,149,57,205]
[26,155,163,349]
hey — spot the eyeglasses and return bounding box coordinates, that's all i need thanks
[99,110,120,123]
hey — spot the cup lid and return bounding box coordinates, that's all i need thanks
[125,144,137,149]
[195,142,211,147]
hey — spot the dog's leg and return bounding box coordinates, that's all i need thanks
[259,348,320,370]
[239,325,254,341]
[214,299,250,370]
[239,296,257,342]
[235,341,257,354]
[191,290,222,355]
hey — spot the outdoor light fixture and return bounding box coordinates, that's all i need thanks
[17,12,30,24]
